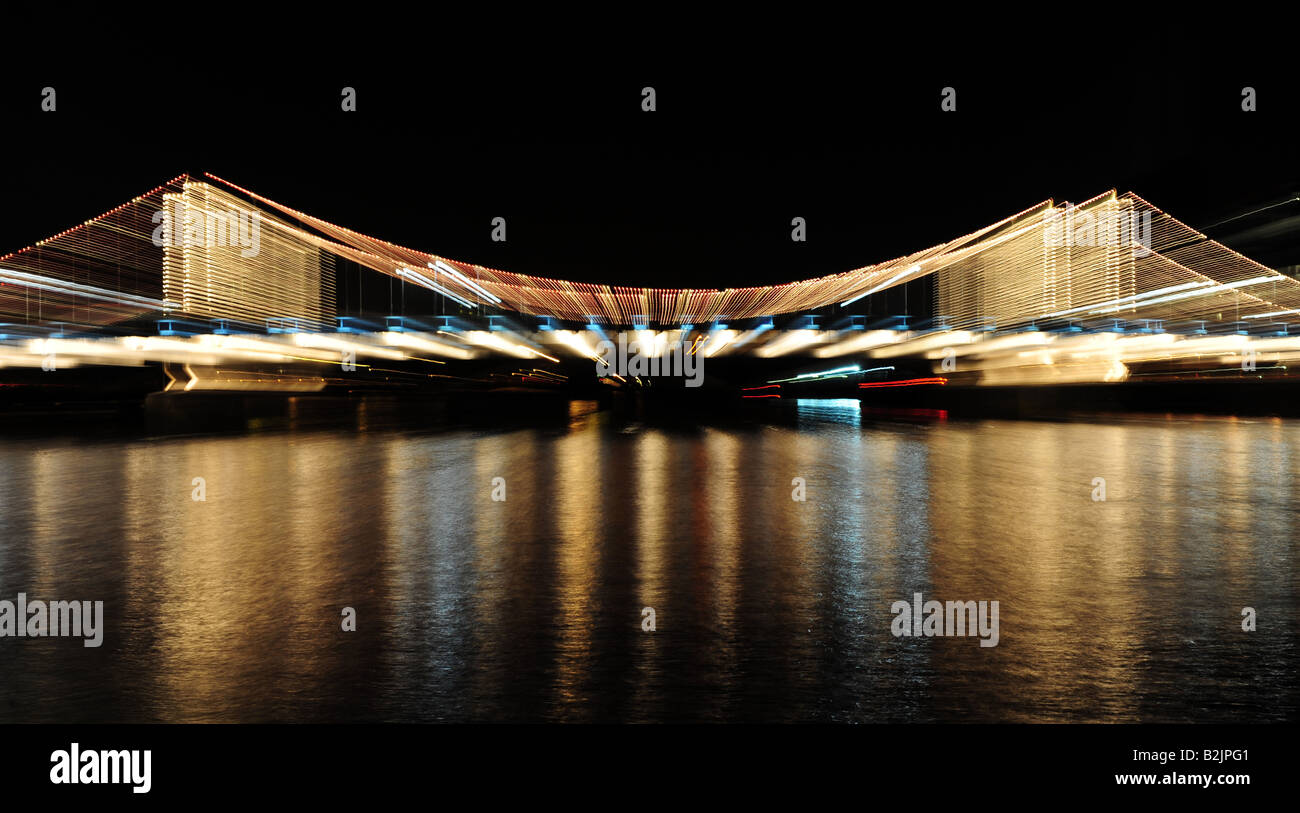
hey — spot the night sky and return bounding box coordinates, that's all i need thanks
[3,24,1297,293]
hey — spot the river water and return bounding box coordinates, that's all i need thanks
[0,400,1295,722]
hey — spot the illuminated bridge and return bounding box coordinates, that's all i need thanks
[3,173,1300,407]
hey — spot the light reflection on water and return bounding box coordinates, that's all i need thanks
[794,398,861,428]
[0,409,1295,722]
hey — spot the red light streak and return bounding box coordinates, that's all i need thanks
[857,377,948,388]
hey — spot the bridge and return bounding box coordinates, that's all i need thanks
[3,173,1300,403]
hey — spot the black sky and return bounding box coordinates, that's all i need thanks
[3,21,1298,290]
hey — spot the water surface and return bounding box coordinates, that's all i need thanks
[0,401,1295,722]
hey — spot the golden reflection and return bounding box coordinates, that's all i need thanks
[924,422,1149,720]
[703,428,742,654]
[550,420,604,718]
[3,409,1296,723]
[629,431,670,713]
